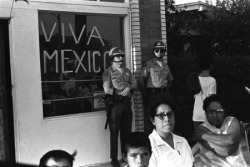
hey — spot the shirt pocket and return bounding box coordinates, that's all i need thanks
[150,68,161,82]
[111,75,121,88]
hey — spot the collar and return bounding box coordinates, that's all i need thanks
[151,129,183,148]
[152,58,167,66]
[111,64,125,72]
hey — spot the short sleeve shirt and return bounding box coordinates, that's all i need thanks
[140,59,173,88]
[102,65,137,91]
[149,130,194,167]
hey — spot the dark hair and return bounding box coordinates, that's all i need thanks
[39,150,76,167]
[203,94,228,112]
[149,98,176,120]
[196,51,214,70]
[122,132,151,155]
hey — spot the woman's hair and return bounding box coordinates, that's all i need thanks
[196,50,214,70]
[122,132,151,155]
[203,94,228,112]
[39,150,77,167]
[149,98,176,119]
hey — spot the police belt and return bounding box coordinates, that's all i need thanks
[146,87,168,93]
[114,95,131,101]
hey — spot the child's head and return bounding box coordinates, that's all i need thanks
[39,150,76,167]
[196,50,214,71]
[122,132,152,167]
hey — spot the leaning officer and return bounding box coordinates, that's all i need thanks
[102,47,137,167]
[138,40,173,135]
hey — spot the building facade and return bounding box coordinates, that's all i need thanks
[0,0,167,166]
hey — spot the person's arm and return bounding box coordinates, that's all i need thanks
[120,70,138,96]
[129,72,138,91]
[102,69,114,95]
[166,67,173,89]
[138,64,148,95]
[194,118,241,156]
[138,76,146,91]
[201,118,241,147]
[167,79,173,90]
[192,143,201,156]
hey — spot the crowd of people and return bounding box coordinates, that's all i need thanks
[37,41,249,167]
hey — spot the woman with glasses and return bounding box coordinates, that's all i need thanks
[148,98,194,167]
[193,94,247,167]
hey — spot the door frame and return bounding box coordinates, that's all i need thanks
[0,19,15,162]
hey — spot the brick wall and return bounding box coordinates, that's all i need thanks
[130,0,167,132]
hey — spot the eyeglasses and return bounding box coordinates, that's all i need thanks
[206,109,225,115]
[154,49,165,53]
[155,111,175,120]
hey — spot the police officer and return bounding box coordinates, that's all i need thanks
[139,40,173,135]
[102,47,137,167]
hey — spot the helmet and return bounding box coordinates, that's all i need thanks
[109,47,125,60]
[152,40,166,50]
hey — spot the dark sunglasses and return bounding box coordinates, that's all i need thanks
[114,54,125,58]
[155,111,175,120]
[154,49,165,53]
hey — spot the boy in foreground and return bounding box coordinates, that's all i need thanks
[122,132,152,167]
[39,150,76,167]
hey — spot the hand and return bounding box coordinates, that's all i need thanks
[120,87,131,96]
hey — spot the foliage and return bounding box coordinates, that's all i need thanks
[197,0,250,55]
[165,0,250,139]
[165,0,207,58]
[165,0,250,56]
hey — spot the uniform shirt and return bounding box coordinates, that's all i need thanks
[102,64,137,95]
[149,130,194,167]
[140,59,173,88]
[193,76,216,122]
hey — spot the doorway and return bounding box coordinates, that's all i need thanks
[0,20,15,162]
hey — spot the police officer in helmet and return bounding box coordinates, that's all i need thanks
[139,40,173,135]
[102,47,138,167]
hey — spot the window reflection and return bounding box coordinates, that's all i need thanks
[39,12,124,117]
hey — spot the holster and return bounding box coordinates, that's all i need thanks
[102,91,133,129]
[103,93,115,130]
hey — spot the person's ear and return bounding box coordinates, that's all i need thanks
[150,117,155,125]
[122,153,128,164]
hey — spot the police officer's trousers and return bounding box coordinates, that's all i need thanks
[109,99,132,160]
